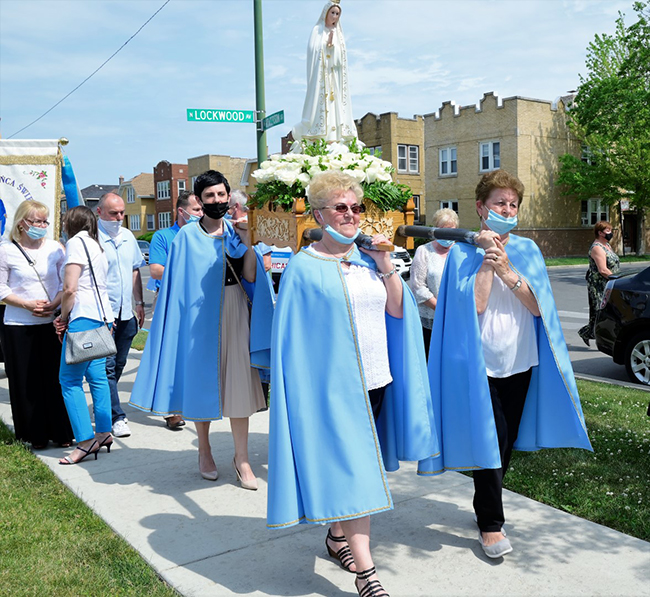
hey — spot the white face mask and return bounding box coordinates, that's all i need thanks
[99,218,123,238]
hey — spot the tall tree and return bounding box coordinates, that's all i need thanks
[557,1,650,253]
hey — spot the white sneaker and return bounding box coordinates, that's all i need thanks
[112,418,131,438]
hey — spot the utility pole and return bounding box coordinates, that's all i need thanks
[253,0,267,165]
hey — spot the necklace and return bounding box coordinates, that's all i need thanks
[318,237,354,260]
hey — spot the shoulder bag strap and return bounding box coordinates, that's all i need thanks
[226,255,252,308]
[11,240,52,302]
[79,238,110,324]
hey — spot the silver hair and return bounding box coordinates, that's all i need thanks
[229,190,249,208]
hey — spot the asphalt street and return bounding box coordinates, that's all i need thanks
[140,261,650,390]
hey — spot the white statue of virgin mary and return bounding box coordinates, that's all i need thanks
[292,0,358,144]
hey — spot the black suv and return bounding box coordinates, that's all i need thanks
[595,265,650,385]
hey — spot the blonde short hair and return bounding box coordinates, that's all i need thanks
[10,200,49,242]
[307,170,363,210]
[432,208,459,228]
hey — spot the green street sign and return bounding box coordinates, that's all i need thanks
[262,110,285,131]
[187,109,255,123]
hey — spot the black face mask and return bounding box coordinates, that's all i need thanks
[201,201,229,220]
[604,232,613,241]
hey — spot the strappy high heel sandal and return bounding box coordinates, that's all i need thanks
[355,566,389,597]
[59,440,100,465]
[97,434,113,453]
[326,529,355,573]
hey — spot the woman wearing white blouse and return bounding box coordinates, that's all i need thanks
[409,208,459,358]
[0,200,72,449]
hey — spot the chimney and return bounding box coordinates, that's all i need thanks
[119,176,124,185]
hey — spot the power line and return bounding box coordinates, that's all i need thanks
[7,0,171,139]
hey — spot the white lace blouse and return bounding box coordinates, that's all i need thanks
[409,242,449,329]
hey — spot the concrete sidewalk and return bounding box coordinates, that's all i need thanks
[1,350,649,596]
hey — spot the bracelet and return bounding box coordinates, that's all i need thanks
[376,267,397,280]
[135,301,144,306]
[510,276,523,291]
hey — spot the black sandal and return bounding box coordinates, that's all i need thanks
[355,566,389,597]
[326,529,355,573]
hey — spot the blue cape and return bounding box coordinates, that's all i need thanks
[267,246,437,528]
[128,221,247,420]
[248,245,276,382]
[418,234,592,476]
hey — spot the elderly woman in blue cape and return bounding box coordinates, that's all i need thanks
[418,170,592,559]
[129,170,265,489]
[267,171,436,597]
[292,0,357,144]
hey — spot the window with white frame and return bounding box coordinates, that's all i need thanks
[412,195,421,222]
[157,181,171,200]
[158,211,172,229]
[397,144,419,173]
[479,141,500,172]
[128,215,141,231]
[126,187,135,203]
[178,179,186,193]
[146,214,155,231]
[440,200,459,214]
[439,147,457,176]
[581,199,609,227]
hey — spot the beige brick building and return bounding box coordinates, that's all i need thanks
[187,154,250,197]
[424,92,621,256]
[119,173,155,237]
[356,112,425,223]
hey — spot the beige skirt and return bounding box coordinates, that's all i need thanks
[220,284,266,418]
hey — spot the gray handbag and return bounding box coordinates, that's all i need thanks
[64,238,117,365]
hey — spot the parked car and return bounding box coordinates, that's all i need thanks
[137,240,150,265]
[594,265,650,385]
[390,247,412,280]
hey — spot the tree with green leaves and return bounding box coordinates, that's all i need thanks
[557,1,650,253]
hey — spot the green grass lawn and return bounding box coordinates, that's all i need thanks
[0,421,177,596]
[506,379,650,542]
[545,255,650,267]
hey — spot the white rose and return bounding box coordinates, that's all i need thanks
[297,172,311,187]
[276,167,302,186]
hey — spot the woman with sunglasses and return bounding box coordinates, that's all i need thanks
[0,200,73,450]
[267,170,436,597]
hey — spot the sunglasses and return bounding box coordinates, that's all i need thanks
[321,203,366,215]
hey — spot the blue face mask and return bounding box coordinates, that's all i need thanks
[484,209,518,235]
[25,223,48,240]
[436,238,455,248]
[324,224,360,245]
[181,209,200,224]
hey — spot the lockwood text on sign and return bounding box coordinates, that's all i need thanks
[187,109,255,123]
[262,110,285,131]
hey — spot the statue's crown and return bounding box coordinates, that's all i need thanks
[331,0,341,4]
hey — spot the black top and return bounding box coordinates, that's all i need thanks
[199,220,244,286]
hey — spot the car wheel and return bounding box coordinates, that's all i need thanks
[624,332,650,385]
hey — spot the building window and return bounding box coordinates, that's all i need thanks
[412,195,421,222]
[126,187,135,203]
[178,179,186,193]
[479,141,500,172]
[157,181,170,200]
[158,211,172,229]
[439,147,457,176]
[146,214,155,231]
[581,199,609,227]
[398,144,419,174]
[191,176,198,192]
[128,215,141,231]
[368,146,382,157]
[440,200,459,214]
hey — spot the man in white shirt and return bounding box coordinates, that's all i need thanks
[96,193,145,438]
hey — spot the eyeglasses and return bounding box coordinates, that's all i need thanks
[321,203,366,215]
[24,218,50,227]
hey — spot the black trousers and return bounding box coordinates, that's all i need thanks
[3,323,73,446]
[422,325,432,361]
[473,368,532,533]
[368,385,386,421]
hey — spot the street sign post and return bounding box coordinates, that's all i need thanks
[262,110,285,131]
[187,109,255,123]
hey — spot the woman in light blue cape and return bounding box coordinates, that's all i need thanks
[418,170,591,560]
[267,171,436,597]
[129,170,265,487]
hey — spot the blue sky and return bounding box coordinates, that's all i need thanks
[0,0,634,188]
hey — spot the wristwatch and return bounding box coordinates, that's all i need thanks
[135,301,144,306]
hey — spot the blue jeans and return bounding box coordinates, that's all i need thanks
[106,316,138,424]
[59,318,112,442]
